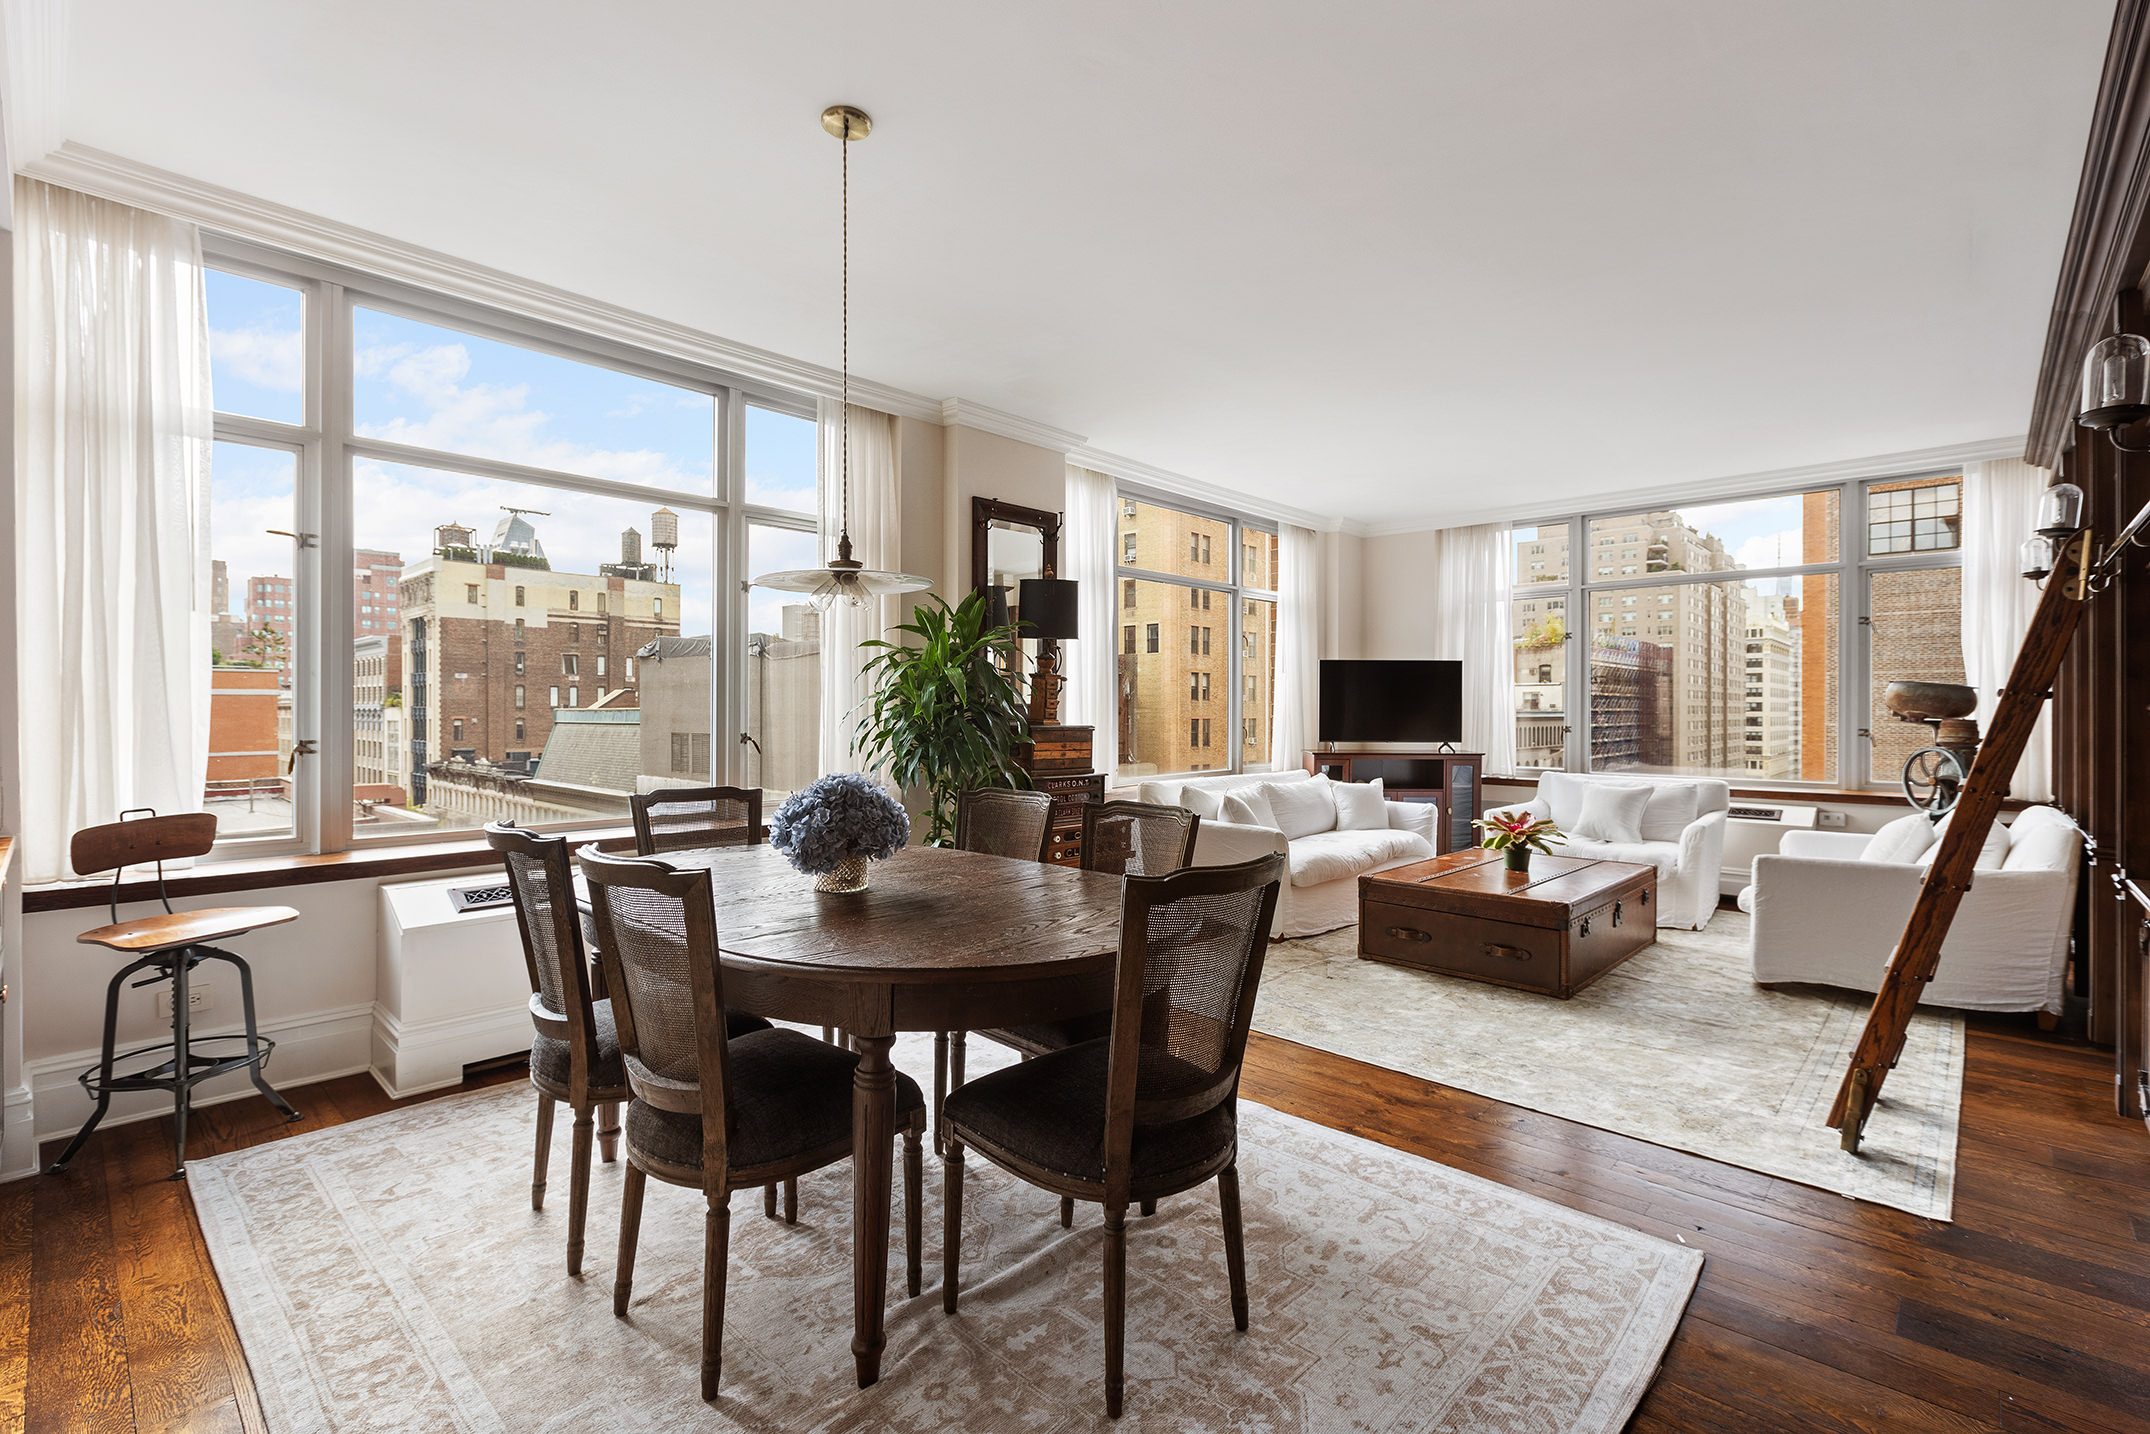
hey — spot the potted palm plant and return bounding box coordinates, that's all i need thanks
[1472,811,1564,873]
[853,590,1033,846]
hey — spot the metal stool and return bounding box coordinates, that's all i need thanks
[45,809,303,1180]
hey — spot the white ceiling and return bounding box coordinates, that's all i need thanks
[34,1,2115,526]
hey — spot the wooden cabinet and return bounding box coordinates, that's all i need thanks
[1015,725,1101,867]
[1303,750,1484,854]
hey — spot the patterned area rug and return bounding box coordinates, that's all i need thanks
[1254,909,1964,1219]
[191,1033,1701,1433]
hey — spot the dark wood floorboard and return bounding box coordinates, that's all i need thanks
[10,1024,2148,1432]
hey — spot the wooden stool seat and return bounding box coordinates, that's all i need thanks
[77,905,299,954]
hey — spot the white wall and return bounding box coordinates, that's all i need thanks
[1359,530,1441,660]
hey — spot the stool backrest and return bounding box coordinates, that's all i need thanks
[72,809,219,921]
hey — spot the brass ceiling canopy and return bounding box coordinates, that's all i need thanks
[821,104,872,141]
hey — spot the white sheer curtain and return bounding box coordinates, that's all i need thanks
[1272,524,1319,771]
[816,400,900,775]
[1059,465,1120,779]
[15,179,214,884]
[1961,457,2052,800]
[1432,521,1516,775]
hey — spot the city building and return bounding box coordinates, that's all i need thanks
[244,573,296,682]
[746,606,821,800]
[1742,591,1797,777]
[354,633,406,801]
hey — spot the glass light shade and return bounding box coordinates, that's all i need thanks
[2079,333,2150,430]
[2019,534,2054,581]
[2035,481,2084,538]
[753,562,934,611]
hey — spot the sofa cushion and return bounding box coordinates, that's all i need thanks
[1571,782,1651,843]
[2000,806,2080,873]
[1287,828,1433,888]
[1265,775,1338,841]
[1862,813,1937,865]
[1637,782,1703,843]
[1137,769,1307,809]
[1332,778,1388,832]
[1221,788,1279,830]
[1919,812,2012,871]
[1551,835,1678,881]
[1178,785,1225,821]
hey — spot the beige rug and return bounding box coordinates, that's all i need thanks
[191,1033,1702,1433]
[1254,909,1964,1219]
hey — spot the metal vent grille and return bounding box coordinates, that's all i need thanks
[448,882,514,913]
[1728,805,1786,821]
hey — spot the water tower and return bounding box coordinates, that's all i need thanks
[650,507,679,583]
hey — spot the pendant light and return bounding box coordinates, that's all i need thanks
[752,104,932,610]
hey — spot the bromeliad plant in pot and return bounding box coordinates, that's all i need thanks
[1473,811,1564,873]
[853,590,1033,847]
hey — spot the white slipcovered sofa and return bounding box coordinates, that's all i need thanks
[1129,769,1437,939]
[1741,805,2081,1015]
[1481,769,1730,930]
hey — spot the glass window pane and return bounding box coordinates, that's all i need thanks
[354,460,712,835]
[1240,529,1278,592]
[1512,522,1570,587]
[1588,490,1838,574]
[1115,579,1224,779]
[1118,499,1230,580]
[208,441,301,842]
[1241,595,1276,767]
[353,307,714,494]
[746,523,823,803]
[207,271,304,425]
[1868,566,1965,787]
[744,403,817,514]
[1865,476,1962,556]
[1587,574,1835,782]
[1511,589,1568,770]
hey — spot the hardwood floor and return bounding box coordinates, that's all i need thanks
[4,1026,2146,1432]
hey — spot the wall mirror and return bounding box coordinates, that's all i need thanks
[971,497,1061,632]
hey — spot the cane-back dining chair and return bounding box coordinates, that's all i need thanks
[581,847,927,1401]
[940,852,1284,1418]
[934,785,1058,1149]
[629,785,763,855]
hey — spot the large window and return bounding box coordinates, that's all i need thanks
[1114,495,1277,781]
[203,241,813,854]
[1507,474,1963,789]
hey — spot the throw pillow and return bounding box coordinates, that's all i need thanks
[1637,782,1702,843]
[1220,790,1280,830]
[1861,813,1936,865]
[1331,778,1388,832]
[1178,785,1225,821]
[1264,777,1338,841]
[1569,782,1651,844]
[1917,813,2011,871]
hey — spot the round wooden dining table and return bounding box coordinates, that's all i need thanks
[577,840,1124,1387]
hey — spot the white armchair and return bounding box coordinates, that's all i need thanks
[1743,806,2081,1015]
[1483,769,1730,930]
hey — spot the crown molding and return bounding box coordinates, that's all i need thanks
[18,143,948,423]
[938,398,1087,453]
[1066,444,1347,533]
[1354,435,2033,538]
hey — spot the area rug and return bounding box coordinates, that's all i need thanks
[189,1033,1702,1433]
[1253,909,1964,1220]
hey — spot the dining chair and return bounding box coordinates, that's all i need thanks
[46,810,304,1181]
[935,785,1058,1151]
[581,847,928,1401]
[975,799,1202,1224]
[940,851,1284,1417]
[629,785,763,855]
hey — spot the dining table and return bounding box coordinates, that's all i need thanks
[574,840,1125,1387]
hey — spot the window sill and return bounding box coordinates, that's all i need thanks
[23,827,636,915]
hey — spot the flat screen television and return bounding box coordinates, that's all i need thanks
[1318,660,1464,744]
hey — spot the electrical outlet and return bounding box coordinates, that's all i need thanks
[154,984,214,1021]
[1817,810,1848,829]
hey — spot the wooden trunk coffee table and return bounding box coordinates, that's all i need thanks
[1358,848,1657,998]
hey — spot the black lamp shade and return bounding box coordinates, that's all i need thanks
[1016,578,1080,640]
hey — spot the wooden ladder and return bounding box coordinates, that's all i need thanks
[1829,529,2093,1153]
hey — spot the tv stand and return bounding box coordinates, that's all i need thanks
[1303,749,1483,854]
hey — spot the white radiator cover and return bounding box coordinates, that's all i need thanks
[374,875,533,1097]
[1720,802,1819,896]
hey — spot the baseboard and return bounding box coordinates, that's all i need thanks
[26,1002,376,1143]
[1,1082,38,1182]
[369,1002,531,1100]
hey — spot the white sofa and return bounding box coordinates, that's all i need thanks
[1129,769,1437,939]
[1482,769,1730,930]
[1741,805,2081,1015]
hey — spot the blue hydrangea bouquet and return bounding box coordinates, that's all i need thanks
[768,772,911,892]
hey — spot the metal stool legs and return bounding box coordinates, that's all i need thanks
[45,942,300,1180]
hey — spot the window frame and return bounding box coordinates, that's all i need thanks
[1504,467,1964,791]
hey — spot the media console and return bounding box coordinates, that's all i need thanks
[1303,749,1484,854]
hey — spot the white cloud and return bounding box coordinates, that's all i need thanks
[1734,528,1801,572]
[211,326,302,391]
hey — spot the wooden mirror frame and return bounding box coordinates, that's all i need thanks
[970,496,1061,595]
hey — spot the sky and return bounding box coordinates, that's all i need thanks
[205,270,822,649]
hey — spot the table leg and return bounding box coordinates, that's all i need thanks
[851,1032,896,1387]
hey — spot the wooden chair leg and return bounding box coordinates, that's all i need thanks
[531,1092,555,1211]
[614,1163,646,1317]
[1060,1196,1074,1229]
[1103,1201,1128,1418]
[784,1177,798,1225]
[942,1131,965,1314]
[702,1191,732,1402]
[1140,1197,1156,1217]
[568,1106,595,1277]
[596,1101,620,1163]
[764,1183,777,1220]
[1218,1164,1248,1332]
[933,1032,949,1156]
[904,1122,924,1298]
